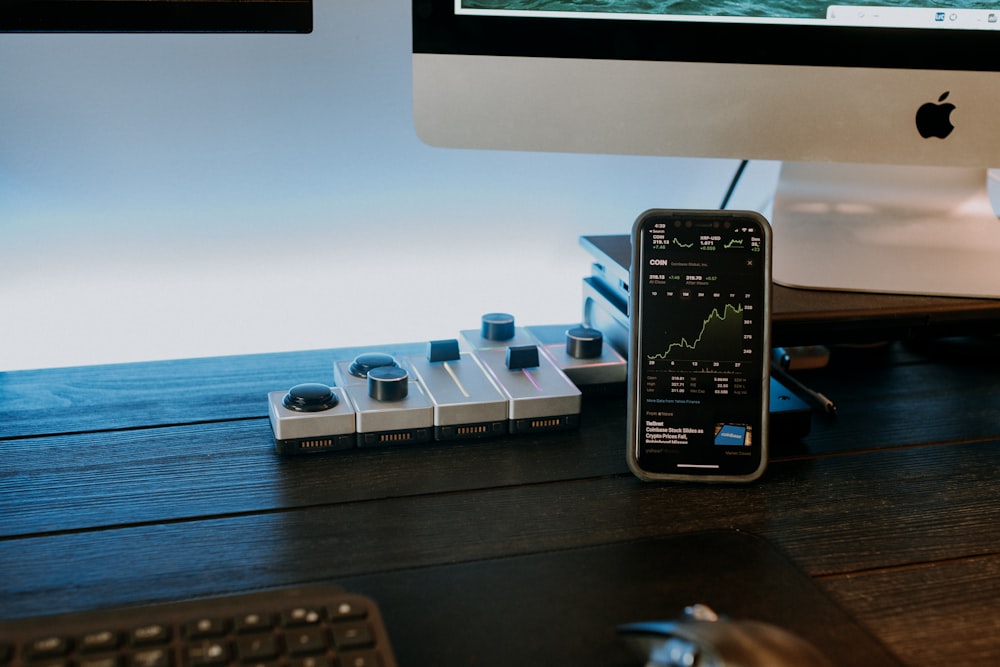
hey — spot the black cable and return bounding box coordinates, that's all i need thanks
[719,159,749,210]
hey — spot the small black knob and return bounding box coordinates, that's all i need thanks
[368,366,409,402]
[349,352,398,379]
[481,312,516,341]
[506,345,540,370]
[427,339,461,363]
[566,327,603,359]
[282,383,339,412]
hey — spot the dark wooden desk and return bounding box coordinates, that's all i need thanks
[2,336,999,666]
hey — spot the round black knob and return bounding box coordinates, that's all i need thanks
[349,352,398,379]
[566,327,604,359]
[368,366,409,402]
[282,383,339,412]
[481,312,516,341]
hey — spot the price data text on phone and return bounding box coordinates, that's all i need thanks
[628,210,771,483]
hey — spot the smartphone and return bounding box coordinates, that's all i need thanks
[627,209,772,482]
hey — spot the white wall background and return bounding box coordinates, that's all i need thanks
[0,2,771,371]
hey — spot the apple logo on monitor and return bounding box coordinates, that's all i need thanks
[915,91,956,139]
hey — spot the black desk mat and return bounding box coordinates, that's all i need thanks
[341,529,901,666]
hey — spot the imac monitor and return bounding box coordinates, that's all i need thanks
[412,0,1000,297]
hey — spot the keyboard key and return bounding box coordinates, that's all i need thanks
[80,631,119,653]
[233,613,273,634]
[338,651,382,667]
[327,600,368,621]
[26,637,70,660]
[285,628,327,656]
[184,618,227,639]
[129,647,170,667]
[27,638,65,656]
[79,654,119,667]
[290,657,335,667]
[235,634,278,662]
[282,607,322,626]
[331,622,373,650]
[131,625,169,646]
[186,639,230,666]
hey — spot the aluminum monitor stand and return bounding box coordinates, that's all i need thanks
[772,162,1000,298]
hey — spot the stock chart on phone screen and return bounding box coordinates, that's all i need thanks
[637,215,766,457]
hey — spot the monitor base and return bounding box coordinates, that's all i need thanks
[772,162,1000,298]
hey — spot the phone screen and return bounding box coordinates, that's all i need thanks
[629,210,771,481]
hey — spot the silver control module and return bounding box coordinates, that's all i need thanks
[268,384,356,455]
[538,325,627,387]
[342,365,434,447]
[404,339,509,441]
[462,313,582,433]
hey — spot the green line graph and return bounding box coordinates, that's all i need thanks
[648,303,744,360]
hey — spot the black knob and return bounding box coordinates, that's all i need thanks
[427,339,461,363]
[368,366,409,402]
[566,327,603,359]
[349,352,398,379]
[506,345,540,370]
[282,383,339,412]
[481,312,516,341]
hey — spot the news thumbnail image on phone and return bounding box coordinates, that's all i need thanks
[627,209,772,483]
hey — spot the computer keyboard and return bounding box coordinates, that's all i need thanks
[0,585,396,667]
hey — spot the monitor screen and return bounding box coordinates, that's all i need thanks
[457,1,999,29]
[413,0,1000,297]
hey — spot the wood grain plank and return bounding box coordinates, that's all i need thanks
[0,345,419,438]
[0,398,628,537]
[4,352,999,536]
[821,555,1000,667]
[4,377,998,539]
[771,342,1000,453]
[3,441,998,620]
